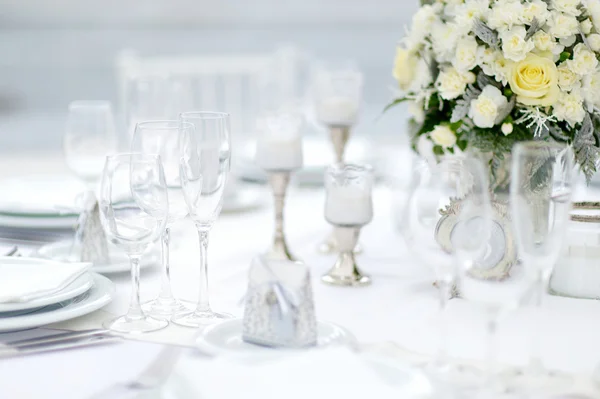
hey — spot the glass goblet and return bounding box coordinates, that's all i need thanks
[98,153,169,334]
[322,163,373,287]
[171,111,232,328]
[131,120,195,317]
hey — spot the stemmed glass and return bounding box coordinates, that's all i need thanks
[402,156,492,382]
[510,142,574,389]
[311,62,364,254]
[64,101,118,189]
[172,112,232,328]
[98,153,169,333]
[131,120,194,317]
[255,111,303,261]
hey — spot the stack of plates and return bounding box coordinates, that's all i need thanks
[0,257,114,332]
[0,175,83,242]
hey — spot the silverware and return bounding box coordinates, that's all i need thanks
[89,346,183,399]
[6,328,108,347]
[0,333,119,358]
[5,245,19,257]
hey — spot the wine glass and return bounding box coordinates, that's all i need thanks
[131,120,195,317]
[64,101,117,189]
[98,153,169,333]
[171,111,232,328]
[402,156,491,383]
[510,142,574,389]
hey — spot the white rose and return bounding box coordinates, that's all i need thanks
[453,36,479,72]
[581,19,593,35]
[468,85,509,128]
[547,12,580,38]
[582,71,600,109]
[501,123,514,135]
[588,0,600,32]
[488,0,524,31]
[553,90,586,127]
[588,34,600,52]
[557,62,582,91]
[436,67,474,100]
[430,125,457,148]
[552,0,583,16]
[500,26,535,62]
[532,30,556,52]
[569,43,599,76]
[523,0,550,25]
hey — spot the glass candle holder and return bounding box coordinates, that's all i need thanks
[322,163,373,287]
[255,112,304,261]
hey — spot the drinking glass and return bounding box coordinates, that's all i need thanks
[172,112,232,328]
[98,153,169,333]
[131,120,195,317]
[64,101,117,188]
[510,142,574,387]
[402,157,491,382]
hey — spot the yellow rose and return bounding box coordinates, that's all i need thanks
[393,47,418,91]
[509,53,559,106]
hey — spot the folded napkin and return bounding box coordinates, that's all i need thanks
[165,348,431,399]
[0,257,91,303]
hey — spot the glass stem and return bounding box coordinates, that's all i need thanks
[435,279,452,367]
[485,309,499,385]
[529,270,547,374]
[158,227,174,300]
[127,254,144,320]
[196,229,211,313]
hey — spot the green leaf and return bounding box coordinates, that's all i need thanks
[433,145,444,155]
[382,97,411,114]
[559,52,571,62]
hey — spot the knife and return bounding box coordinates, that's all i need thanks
[0,333,120,359]
[6,329,110,347]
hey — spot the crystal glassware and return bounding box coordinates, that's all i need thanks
[172,111,232,328]
[322,163,373,287]
[131,120,195,317]
[98,153,169,333]
[64,100,117,189]
[255,111,304,261]
[311,63,364,254]
[510,142,574,389]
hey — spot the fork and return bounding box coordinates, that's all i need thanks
[89,346,183,399]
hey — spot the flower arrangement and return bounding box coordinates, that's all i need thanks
[390,0,600,183]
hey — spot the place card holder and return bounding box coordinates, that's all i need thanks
[242,256,317,348]
[73,191,109,264]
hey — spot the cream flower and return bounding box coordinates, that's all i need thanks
[501,123,514,135]
[523,0,550,25]
[547,12,580,39]
[552,0,583,16]
[430,125,457,148]
[557,62,581,92]
[468,85,509,128]
[581,19,593,35]
[431,20,461,63]
[509,53,560,106]
[404,4,441,49]
[453,36,479,72]
[589,0,600,33]
[500,26,535,62]
[436,67,474,100]
[532,31,555,52]
[582,71,600,109]
[487,0,524,31]
[588,34,600,52]
[408,101,425,124]
[553,90,586,127]
[492,54,514,85]
[393,47,419,91]
[569,44,599,76]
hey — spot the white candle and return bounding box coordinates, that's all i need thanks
[316,96,359,126]
[325,186,373,226]
[255,136,303,171]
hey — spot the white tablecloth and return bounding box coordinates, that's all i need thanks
[1,155,600,398]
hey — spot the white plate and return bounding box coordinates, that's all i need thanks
[0,272,93,313]
[0,273,114,332]
[195,319,356,357]
[35,240,159,274]
[0,213,78,230]
[0,175,83,216]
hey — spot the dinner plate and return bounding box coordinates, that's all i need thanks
[0,273,114,332]
[195,319,356,357]
[35,240,159,274]
[0,175,83,216]
[0,271,93,313]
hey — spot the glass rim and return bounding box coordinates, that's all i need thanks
[135,120,194,130]
[179,111,230,120]
[327,162,373,175]
[68,100,112,110]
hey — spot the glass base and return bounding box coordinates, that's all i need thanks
[317,233,363,255]
[103,314,169,334]
[141,297,193,319]
[171,309,233,328]
[423,361,484,390]
[503,367,573,395]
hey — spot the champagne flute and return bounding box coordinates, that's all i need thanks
[131,120,194,317]
[510,142,574,389]
[172,112,232,328]
[98,153,169,333]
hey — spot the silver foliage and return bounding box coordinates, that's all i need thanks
[574,113,599,184]
[451,84,481,123]
[494,96,516,125]
[473,19,499,49]
[525,18,541,41]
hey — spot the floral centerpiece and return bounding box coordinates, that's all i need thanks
[390,0,600,184]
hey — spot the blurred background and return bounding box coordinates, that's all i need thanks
[0,0,418,154]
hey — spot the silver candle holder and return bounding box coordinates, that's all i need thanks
[267,172,297,261]
[322,163,373,287]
